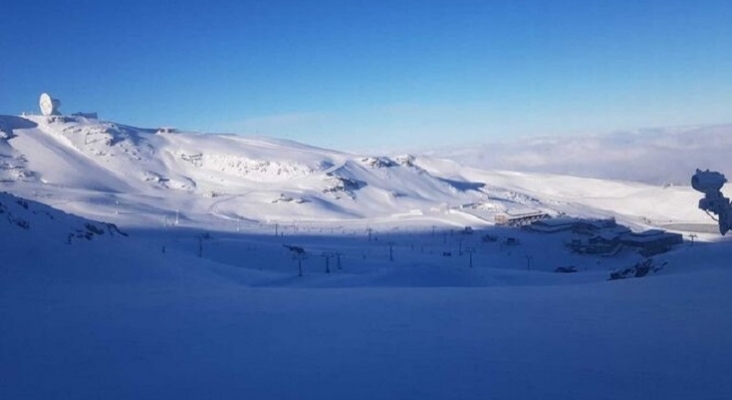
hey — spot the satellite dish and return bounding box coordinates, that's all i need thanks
[39,93,61,116]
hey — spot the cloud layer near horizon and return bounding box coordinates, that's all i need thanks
[429,124,732,185]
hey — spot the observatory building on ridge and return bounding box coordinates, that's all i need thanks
[37,93,98,120]
[39,93,61,116]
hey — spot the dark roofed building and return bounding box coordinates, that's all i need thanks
[620,230,683,256]
[529,217,580,233]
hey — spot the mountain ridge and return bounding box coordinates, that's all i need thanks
[0,114,720,234]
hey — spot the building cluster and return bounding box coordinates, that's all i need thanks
[494,212,683,257]
[494,210,549,226]
[530,216,682,256]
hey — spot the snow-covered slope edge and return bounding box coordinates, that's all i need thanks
[0,190,126,248]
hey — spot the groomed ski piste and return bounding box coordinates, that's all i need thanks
[1,114,731,400]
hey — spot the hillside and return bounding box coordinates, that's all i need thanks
[2,113,732,400]
[0,114,721,235]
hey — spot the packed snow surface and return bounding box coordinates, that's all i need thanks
[1,114,731,399]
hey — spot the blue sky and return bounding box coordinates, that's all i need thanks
[1,0,730,151]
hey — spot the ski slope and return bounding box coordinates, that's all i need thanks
[2,114,731,399]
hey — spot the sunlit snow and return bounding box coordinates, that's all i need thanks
[1,114,730,400]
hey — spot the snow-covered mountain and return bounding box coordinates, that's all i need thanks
[1,114,480,226]
[0,114,721,234]
[3,113,732,400]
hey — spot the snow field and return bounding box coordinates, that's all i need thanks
[2,115,732,399]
